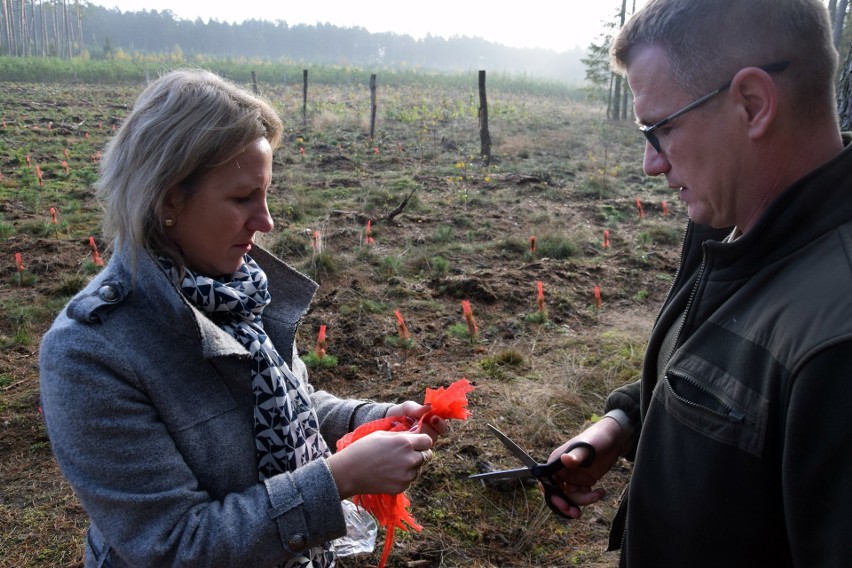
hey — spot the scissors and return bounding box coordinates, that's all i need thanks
[468,423,596,519]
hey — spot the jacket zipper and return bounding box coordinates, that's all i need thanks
[652,222,705,366]
[617,224,697,564]
[664,371,750,423]
[651,224,691,331]
[663,237,754,425]
[667,257,705,364]
[620,225,719,562]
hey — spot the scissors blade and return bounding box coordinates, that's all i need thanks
[486,423,538,468]
[468,467,532,481]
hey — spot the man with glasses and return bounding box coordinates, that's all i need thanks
[540,0,852,566]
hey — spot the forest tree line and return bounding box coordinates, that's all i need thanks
[0,1,589,83]
[1,0,83,58]
[6,0,852,123]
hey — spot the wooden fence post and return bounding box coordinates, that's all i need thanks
[369,74,378,140]
[251,71,258,95]
[302,69,309,128]
[478,70,492,165]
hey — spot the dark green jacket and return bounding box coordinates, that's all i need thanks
[606,138,852,567]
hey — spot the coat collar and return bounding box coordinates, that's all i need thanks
[67,244,318,360]
[694,134,852,276]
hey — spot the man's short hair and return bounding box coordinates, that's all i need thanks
[611,0,838,118]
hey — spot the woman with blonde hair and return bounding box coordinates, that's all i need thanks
[40,69,446,568]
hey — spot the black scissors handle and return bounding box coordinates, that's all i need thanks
[534,441,596,519]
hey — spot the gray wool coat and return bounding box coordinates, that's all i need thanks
[39,244,391,567]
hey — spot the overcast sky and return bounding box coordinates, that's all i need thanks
[92,1,649,52]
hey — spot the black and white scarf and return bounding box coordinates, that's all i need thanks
[160,255,335,568]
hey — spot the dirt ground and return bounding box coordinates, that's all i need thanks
[0,79,683,567]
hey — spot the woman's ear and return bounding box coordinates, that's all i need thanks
[161,185,185,221]
[731,67,778,140]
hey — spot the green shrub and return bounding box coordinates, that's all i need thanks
[535,235,579,260]
[302,352,338,368]
[0,218,13,239]
[301,251,338,283]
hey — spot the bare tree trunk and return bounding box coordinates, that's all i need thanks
[31,0,38,55]
[837,39,852,131]
[302,69,308,128]
[63,0,71,58]
[834,0,849,50]
[75,0,81,56]
[625,0,637,119]
[478,70,492,165]
[31,0,38,54]
[50,0,58,56]
[21,0,27,56]
[610,0,629,120]
[606,72,614,120]
[369,73,377,140]
[18,0,26,56]
[6,0,15,56]
[25,0,34,56]
[19,0,24,55]
[1,0,9,55]
[40,0,48,56]
[11,0,17,55]
[56,0,62,57]
[612,75,622,120]
[14,0,21,56]
[54,0,62,57]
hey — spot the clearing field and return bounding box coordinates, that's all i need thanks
[0,76,681,567]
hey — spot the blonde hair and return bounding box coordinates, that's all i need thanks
[611,0,838,120]
[96,69,283,264]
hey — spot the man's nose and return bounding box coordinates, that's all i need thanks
[643,142,671,177]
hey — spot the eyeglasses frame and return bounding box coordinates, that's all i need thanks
[639,60,790,153]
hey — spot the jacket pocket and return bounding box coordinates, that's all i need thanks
[659,353,769,457]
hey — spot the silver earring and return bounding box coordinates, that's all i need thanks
[164,218,174,227]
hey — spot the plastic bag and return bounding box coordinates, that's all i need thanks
[332,499,377,557]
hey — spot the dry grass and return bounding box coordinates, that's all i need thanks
[0,76,680,567]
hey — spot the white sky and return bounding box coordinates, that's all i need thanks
[93,1,649,52]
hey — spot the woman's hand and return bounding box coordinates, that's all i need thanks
[327,430,434,499]
[386,401,448,442]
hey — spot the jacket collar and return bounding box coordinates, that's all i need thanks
[70,244,318,360]
[696,134,852,276]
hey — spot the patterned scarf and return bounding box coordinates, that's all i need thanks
[160,255,335,568]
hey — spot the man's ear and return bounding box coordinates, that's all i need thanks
[731,67,778,140]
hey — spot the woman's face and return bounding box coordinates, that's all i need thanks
[164,138,274,277]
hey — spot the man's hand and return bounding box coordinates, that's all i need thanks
[545,415,630,518]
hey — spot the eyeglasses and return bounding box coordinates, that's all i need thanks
[639,60,790,153]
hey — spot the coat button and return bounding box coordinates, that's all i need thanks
[288,534,307,551]
[98,285,118,302]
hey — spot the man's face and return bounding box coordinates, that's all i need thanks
[629,44,743,229]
